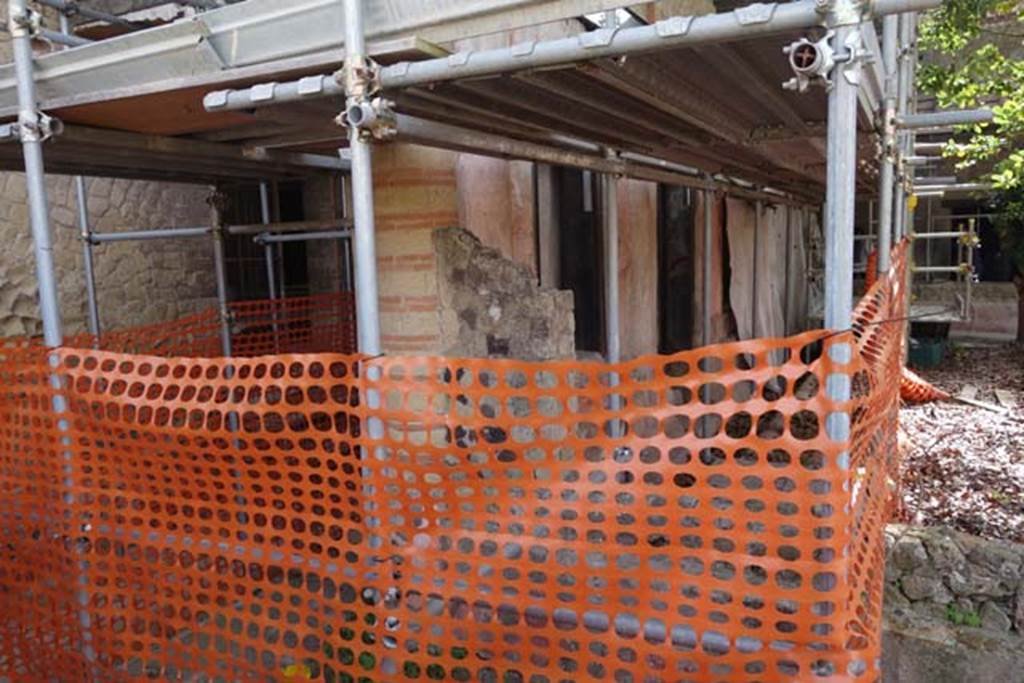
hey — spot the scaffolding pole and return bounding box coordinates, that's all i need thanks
[204,0,944,114]
[824,22,861,331]
[823,10,864,469]
[602,169,619,363]
[343,0,381,355]
[895,108,994,129]
[59,17,100,338]
[702,187,713,346]
[752,200,761,339]
[255,229,352,244]
[90,226,212,242]
[10,0,61,348]
[876,13,898,274]
[74,177,100,337]
[893,14,910,240]
[259,182,276,300]
[209,196,233,357]
[340,174,353,292]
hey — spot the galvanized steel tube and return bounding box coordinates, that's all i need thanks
[90,227,212,242]
[823,19,863,470]
[876,13,898,274]
[377,0,941,90]
[210,202,232,357]
[256,229,353,244]
[896,108,993,129]
[602,171,620,363]
[204,0,944,113]
[702,187,713,346]
[259,182,277,300]
[10,0,62,347]
[75,177,100,337]
[824,25,861,331]
[344,0,382,355]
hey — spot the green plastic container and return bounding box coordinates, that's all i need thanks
[908,337,946,369]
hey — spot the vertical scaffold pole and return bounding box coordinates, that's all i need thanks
[877,13,898,274]
[752,200,761,339]
[903,15,918,239]
[10,0,62,348]
[894,14,911,240]
[340,174,353,291]
[824,21,862,331]
[260,182,277,301]
[702,186,713,346]
[259,181,281,352]
[57,9,101,339]
[823,6,864,465]
[75,175,100,338]
[341,0,382,355]
[210,193,233,357]
[602,170,620,363]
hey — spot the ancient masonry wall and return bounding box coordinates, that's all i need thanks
[0,174,215,338]
[882,524,1024,681]
[434,227,574,360]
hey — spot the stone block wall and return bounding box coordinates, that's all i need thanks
[434,227,574,360]
[0,173,214,338]
[883,524,1024,682]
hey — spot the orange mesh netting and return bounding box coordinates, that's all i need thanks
[899,368,951,405]
[0,250,906,681]
[60,292,357,359]
[863,248,947,406]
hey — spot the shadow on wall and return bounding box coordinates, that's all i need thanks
[434,227,576,361]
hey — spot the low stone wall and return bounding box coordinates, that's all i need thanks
[434,227,574,361]
[883,524,1024,682]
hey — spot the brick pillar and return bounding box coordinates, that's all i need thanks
[372,143,459,354]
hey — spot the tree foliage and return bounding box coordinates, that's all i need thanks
[918,0,1024,188]
[918,0,1024,311]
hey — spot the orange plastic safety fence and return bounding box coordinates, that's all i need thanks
[899,368,951,405]
[55,292,358,358]
[230,292,357,357]
[0,252,907,681]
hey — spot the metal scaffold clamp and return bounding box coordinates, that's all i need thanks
[334,56,396,142]
[7,3,40,38]
[783,27,866,93]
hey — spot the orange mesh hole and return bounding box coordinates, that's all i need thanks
[0,247,907,681]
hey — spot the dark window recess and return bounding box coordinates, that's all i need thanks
[658,185,695,353]
[555,167,605,354]
[221,181,309,301]
[277,181,310,297]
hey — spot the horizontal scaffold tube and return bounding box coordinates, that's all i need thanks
[226,218,351,236]
[203,0,944,113]
[896,108,994,130]
[255,229,351,244]
[89,219,353,243]
[90,227,211,242]
[913,231,968,239]
[912,182,992,193]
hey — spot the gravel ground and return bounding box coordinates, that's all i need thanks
[899,344,1024,542]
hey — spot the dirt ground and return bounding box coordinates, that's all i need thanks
[899,343,1024,542]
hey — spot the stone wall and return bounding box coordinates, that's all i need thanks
[883,524,1024,682]
[0,174,215,338]
[435,227,574,360]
